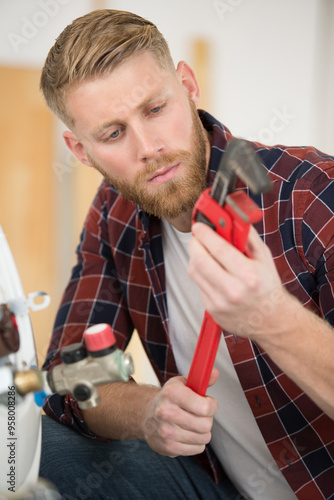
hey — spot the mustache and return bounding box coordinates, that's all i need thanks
[143,151,191,176]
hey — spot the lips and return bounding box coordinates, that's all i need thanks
[148,164,179,185]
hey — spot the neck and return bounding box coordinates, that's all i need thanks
[165,209,193,233]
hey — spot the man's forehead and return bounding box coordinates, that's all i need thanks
[73,52,171,96]
[70,57,171,109]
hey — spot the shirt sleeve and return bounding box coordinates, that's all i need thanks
[295,163,334,325]
[42,181,134,438]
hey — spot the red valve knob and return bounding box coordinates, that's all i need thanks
[83,323,116,355]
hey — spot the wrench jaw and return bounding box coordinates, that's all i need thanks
[209,170,235,208]
[211,138,272,207]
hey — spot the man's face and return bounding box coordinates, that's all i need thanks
[65,52,210,219]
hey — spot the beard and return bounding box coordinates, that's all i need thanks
[88,99,209,219]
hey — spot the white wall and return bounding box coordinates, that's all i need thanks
[108,0,334,153]
[1,0,333,151]
[0,0,92,67]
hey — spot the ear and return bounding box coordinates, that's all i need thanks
[176,61,201,108]
[63,131,92,167]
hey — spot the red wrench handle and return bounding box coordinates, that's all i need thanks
[186,189,263,395]
[186,311,221,396]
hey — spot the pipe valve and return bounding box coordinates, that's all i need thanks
[47,324,134,409]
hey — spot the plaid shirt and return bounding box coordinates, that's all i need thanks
[43,111,334,499]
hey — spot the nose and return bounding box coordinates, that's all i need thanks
[134,122,164,162]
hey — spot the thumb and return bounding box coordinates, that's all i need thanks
[246,225,265,258]
[207,367,220,387]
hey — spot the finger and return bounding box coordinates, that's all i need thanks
[166,380,218,418]
[157,437,208,458]
[191,223,265,297]
[247,226,278,277]
[191,222,249,275]
[147,426,209,457]
[188,231,241,301]
[156,399,215,435]
[159,416,213,445]
[246,225,267,258]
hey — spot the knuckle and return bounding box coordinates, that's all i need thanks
[191,252,207,272]
[163,440,179,457]
[159,422,174,441]
[162,383,176,401]
[155,403,171,421]
[244,270,260,291]
[227,286,243,305]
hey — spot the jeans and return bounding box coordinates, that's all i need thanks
[39,416,244,500]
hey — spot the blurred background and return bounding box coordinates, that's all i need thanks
[0,0,334,368]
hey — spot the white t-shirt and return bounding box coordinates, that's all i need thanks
[161,219,296,500]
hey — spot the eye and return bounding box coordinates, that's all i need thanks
[150,106,162,114]
[148,102,166,116]
[103,128,123,143]
[109,129,121,140]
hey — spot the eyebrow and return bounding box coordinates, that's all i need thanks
[91,90,168,140]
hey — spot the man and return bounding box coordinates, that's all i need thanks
[39,9,334,500]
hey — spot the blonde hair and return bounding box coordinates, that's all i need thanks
[40,9,174,128]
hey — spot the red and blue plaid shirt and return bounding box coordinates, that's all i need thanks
[43,111,334,499]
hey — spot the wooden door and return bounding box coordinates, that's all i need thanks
[0,66,55,365]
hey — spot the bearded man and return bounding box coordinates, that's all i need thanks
[39,9,334,500]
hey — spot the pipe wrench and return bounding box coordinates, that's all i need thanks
[186,138,272,396]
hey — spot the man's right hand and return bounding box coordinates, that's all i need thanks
[142,368,219,457]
